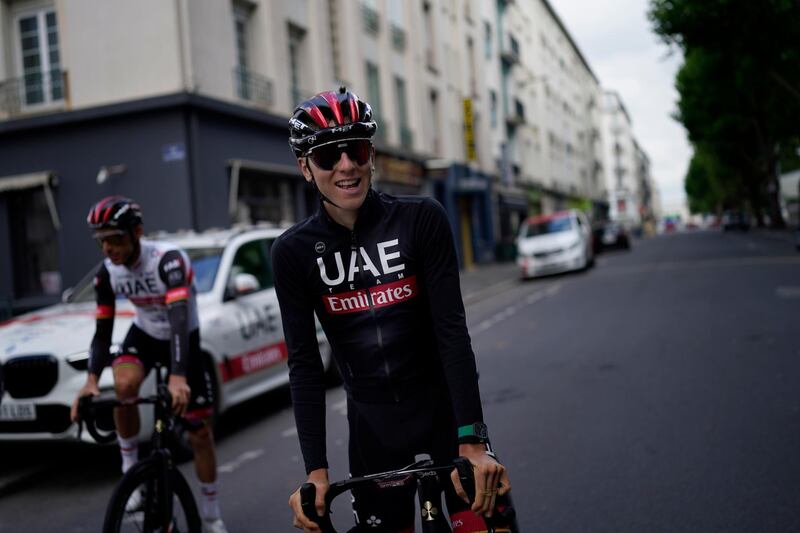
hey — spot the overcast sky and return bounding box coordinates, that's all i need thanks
[549,0,691,214]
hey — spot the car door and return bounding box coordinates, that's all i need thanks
[217,237,287,399]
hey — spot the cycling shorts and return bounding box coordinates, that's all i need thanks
[112,324,215,429]
[345,383,500,533]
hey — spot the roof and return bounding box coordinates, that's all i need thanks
[146,224,286,249]
[525,210,573,225]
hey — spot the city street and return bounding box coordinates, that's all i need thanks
[1,229,799,532]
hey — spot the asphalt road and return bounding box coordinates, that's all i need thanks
[0,229,798,532]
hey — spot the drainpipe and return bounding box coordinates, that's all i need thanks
[175,0,194,91]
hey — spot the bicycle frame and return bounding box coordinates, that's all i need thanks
[78,362,194,531]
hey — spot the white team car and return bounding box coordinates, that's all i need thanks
[516,209,594,279]
[0,226,331,443]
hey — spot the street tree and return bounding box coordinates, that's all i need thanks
[649,0,800,227]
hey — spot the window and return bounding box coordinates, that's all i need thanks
[233,5,250,99]
[365,61,382,120]
[466,37,476,97]
[422,1,435,70]
[17,9,62,106]
[429,89,441,155]
[394,76,411,149]
[484,21,492,59]
[490,90,497,129]
[7,187,60,299]
[288,24,307,105]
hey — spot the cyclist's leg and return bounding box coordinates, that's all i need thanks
[112,325,155,474]
[182,329,225,527]
[346,397,416,533]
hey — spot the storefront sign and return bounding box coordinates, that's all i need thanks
[463,98,476,161]
[375,155,424,187]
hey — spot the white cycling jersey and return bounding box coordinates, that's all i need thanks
[98,239,199,340]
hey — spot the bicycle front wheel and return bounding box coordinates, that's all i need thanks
[103,457,201,533]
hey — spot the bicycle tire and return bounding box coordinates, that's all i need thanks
[103,457,201,533]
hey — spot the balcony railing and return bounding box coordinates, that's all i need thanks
[233,67,274,109]
[0,70,67,118]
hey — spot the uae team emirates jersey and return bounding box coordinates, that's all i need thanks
[272,190,483,473]
[88,240,199,376]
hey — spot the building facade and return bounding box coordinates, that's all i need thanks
[0,0,652,315]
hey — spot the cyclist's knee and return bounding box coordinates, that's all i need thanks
[187,423,213,447]
[113,367,143,399]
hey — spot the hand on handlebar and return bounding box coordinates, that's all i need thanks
[452,444,512,518]
[71,376,101,422]
[290,468,329,532]
[167,374,191,416]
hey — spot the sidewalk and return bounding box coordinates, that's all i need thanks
[459,261,520,306]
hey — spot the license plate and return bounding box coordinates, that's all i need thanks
[0,403,36,421]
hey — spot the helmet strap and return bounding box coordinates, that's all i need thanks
[124,228,141,267]
[306,157,342,209]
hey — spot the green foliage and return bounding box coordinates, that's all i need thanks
[649,0,800,226]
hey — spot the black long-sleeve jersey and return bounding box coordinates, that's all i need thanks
[271,190,484,473]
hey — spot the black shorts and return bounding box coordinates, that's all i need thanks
[112,324,215,428]
[346,384,487,533]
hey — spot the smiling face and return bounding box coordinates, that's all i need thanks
[299,139,375,227]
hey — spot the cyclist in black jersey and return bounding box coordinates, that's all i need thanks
[274,88,513,533]
[70,197,228,533]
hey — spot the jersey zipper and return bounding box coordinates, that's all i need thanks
[352,230,398,401]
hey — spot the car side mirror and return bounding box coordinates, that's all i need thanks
[228,273,260,299]
[61,287,74,304]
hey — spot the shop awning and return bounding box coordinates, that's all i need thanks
[0,171,60,230]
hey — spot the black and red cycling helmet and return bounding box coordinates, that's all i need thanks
[87,196,143,237]
[288,86,377,157]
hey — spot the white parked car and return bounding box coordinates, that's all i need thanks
[0,226,331,443]
[516,209,594,279]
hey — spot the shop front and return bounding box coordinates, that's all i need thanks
[428,163,495,269]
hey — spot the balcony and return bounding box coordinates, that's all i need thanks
[233,67,274,109]
[0,70,67,119]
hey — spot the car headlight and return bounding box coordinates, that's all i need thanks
[66,352,89,371]
[569,240,582,250]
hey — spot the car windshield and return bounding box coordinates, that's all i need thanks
[523,216,572,237]
[67,246,224,303]
[186,247,224,293]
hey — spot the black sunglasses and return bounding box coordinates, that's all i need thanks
[307,139,372,171]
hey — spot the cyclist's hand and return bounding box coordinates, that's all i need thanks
[168,375,191,416]
[289,468,329,532]
[71,376,101,422]
[452,444,511,518]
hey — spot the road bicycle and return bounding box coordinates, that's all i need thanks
[78,362,201,533]
[300,454,519,532]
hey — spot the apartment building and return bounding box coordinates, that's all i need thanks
[601,90,642,228]
[0,0,649,314]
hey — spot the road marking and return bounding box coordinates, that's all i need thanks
[473,283,561,335]
[281,426,298,438]
[217,449,265,474]
[776,286,800,298]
